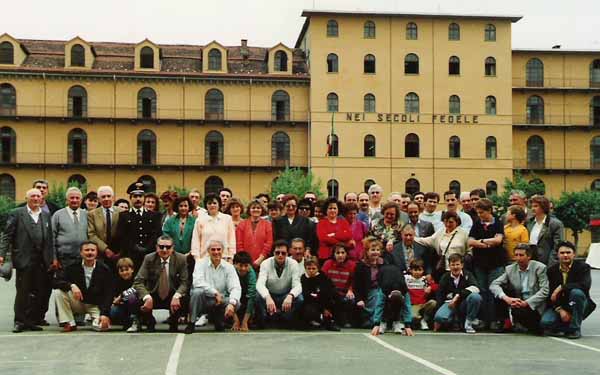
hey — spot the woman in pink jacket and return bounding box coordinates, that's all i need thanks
[236,199,273,269]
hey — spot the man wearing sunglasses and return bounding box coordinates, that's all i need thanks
[133,235,189,332]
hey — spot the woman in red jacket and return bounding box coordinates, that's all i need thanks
[317,197,352,262]
[236,200,273,269]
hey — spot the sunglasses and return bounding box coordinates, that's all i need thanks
[157,245,172,250]
[274,251,287,255]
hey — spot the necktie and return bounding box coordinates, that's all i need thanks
[158,261,170,300]
[406,246,414,263]
[73,210,79,226]
[105,208,112,245]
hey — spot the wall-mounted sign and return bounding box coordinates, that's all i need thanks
[344,113,479,124]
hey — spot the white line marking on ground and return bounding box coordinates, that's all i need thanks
[365,334,458,375]
[165,333,185,375]
[549,337,600,353]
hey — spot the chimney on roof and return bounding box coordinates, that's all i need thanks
[241,39,249,60]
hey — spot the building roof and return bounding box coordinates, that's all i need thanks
[513,48,600,55]
[3,38,309,78]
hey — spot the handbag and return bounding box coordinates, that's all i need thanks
[435,231,458,276]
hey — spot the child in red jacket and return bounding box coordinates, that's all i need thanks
[404,259,438,330]
[322,244,357,327]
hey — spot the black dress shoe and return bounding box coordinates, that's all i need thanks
[168,324,179,333]
[28,325,43,331]
[566,331,581,340]
[146,324,156,333]
[13,324,25,333]
[184,323,194,335]
[38,320,50,326]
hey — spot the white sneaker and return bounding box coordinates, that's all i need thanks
[464,319,476,334]
[420,320,429,331]
[92,318,102,332]
[195,314,208,327]
[126,321,139,333]
[392,321,405,334]
[378,322,387,334]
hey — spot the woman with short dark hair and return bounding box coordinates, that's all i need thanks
[316,198,352,263]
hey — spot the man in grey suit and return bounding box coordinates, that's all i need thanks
[52,187,88,268]
[490,243,549,333]
[384,224,433,275]
[407,202,435,238]
[0,188,56,333]
[527,195,564,266]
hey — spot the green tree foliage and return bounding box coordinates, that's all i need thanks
[0,195,16,233]
[270,168,324,199]
[553,190,600,247]
[488,172,546,217]
[169,186,190,199]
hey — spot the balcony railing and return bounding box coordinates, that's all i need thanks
[513,114,600,127]
[513,158,600,170]
[513,77,600,89]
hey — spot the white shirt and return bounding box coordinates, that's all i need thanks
[419,210,443,231]
[529,216,546,245]
[27,206,41,223]
[192,257,241,306]
[82,260,96,288]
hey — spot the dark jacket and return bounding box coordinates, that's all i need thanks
[384,241,433,275]
[353,261,379,304]
[133,252,189,299]
[526,215,564,266]
[546,260,596,319]
[273,215,316,253]
[301,272,336,311]
[377,264,409,297]
[413,220,435,238]
[0,207,54,270]
[437,270,480,307]
[115,208,162,268]
[54,261,114,316]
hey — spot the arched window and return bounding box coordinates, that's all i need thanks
[327,93,339,112]
[274,51,288,72]
[137,87,156,119]
[0,83,16,116]
[271,90,290,121]
[449,56,460,75]
[208,49,222,70]
[327,20,339,37]
[405,178,420,195]
[364,21,376,38]
[591,60,600,88]
[526,58,544,87]
[0,42,14,65]
[364,179,375,193]
[405,133,420,158]
[527,135,545,169]
[68,86,87,118]
[449,180,461,196]
[485,57,496,76]
[364,94,376,113]
[486,96,497,115]
[0,173,15,201]
[68,128,87,164]
[205,130,224,166]
[364,54,376,74]
[448,23,460,40]
[327,134,339,157]
[591,96,600,126]
[0,126,16,163]
[327,53,339,73]
[486,136,497,160]
[592,179,600,191]
[449,136,460,158]
[486,181,498,196]
[529,178,546,195]
[68,174,86,188]
[527,95,544,124]
[205,89,224,120]
[485,24,496,41]
[449,95,461,114]
[406,22,418,40]
[138,175,156,193]
[404,53,419,74]
[71,44,85,67]
[327,179,339,199]
[364,135,376,157]
[271,131,290,166]
[591,136,600,169]
[405,92,419,113]
[205,176,224,196]
[140,46,154,69]
[137,130,156,165]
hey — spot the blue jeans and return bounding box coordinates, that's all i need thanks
[474,267,504,323]
[434,293,482,324]
[256,292,304,324]
[361,288,385,327]
[541,289,588,333]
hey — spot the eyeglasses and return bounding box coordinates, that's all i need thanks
[210,248,223,251]
[298,207,310,211]
[285,204,297,208]
[274,251,287,255]
[157,245,172,250]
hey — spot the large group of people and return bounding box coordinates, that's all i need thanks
[0,179,596,340]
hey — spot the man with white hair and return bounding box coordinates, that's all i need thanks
[87,186,120,269]
[52,187,88,268]
[0,188,56,333]
[368,184,384,220]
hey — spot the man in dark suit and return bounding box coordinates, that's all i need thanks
[53,241,113,332]
[385,224,433,274]
[0,188,56,333]
[133,235,189,332]
[407,202,435,238]
[272,195,316,253]
[541,241,596,339]
[115,182,162,270]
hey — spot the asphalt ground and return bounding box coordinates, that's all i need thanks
[0,271,599,375]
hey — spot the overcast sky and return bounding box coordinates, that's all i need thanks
[3,0,599,49]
